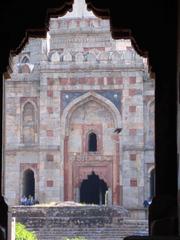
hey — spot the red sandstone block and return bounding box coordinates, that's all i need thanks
[47,180,53,187]
[88,78,95,85]
[84,47,105,51]
[115,77,123,85]
[129,77,136,84]
[107,77,114,85]
[97,77,104,85]
[47,130,53,137]
[21,64,30,73]
[32,163,38,169]
[47,107,53,114]
[129,89,137,96]
[129,106,136,112]
[130,154,137,161]
[78,78,85,84]
[70,78,78,85]
[59,78,68,85]
[47,90,53,97]
[47,78,54,85]
[130,178,137,187]
[84,47,90,51]
[97,47,105,51]
[46,154,54,162]
[129,129,137,136]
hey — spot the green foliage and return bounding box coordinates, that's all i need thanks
[15,223,37,240]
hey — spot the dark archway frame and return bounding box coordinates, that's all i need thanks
[0,0,178,238]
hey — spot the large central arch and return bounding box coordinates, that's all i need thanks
[61,91,122,204]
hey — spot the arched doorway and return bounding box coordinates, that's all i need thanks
[150,168,155,199]
[22,169,35,198]
[80,171,108,204]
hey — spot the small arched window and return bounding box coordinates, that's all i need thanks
[22,102,36,144]
[88,132,97,152]
[21,56,30,64]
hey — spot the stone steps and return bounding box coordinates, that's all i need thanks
[28,221,148,240]
[12,205,148,240]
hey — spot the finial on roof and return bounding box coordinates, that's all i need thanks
[63,0,94,18]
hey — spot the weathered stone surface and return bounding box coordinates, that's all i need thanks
[4,0,154,214]
[11,205,148,240]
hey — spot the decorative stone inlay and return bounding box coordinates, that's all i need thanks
[47,180,54,187]
[47,78,54,85]
[130,154,137,161]
[129,106,136,112]
[46,154,54,162]
[47,90,53,97]
[47,130,54,137]
[130,178,137,187]
[129,129,137,136]
[61,90,121,112]
[47,107,53,114]
[129,76,136,84]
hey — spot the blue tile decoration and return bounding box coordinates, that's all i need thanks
[61,90,121,112]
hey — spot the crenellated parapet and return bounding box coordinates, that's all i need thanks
[47,49,145,68]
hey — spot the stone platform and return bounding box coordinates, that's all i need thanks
[11,202,148,240]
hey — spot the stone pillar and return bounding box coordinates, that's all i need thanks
[64,136,69,201]
[74,187,80,202]
[106,188,112,205]
[113,134,120,205]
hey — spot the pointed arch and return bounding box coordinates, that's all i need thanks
[21,55,30,64]
[147,98,155,145]
[61,91,122,136]
[88,132,97,152]
[148,167,155,199]
[80,171,108,204]
[22,168,35,199]
[21,101,38,144]
[50,51,60,62]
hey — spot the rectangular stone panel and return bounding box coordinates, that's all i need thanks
[47,180,54,187]
[130,178,137,187]
[129,77,136,84]
[130,154,137,161]
[46,154,54,162]
[47,130,54,137]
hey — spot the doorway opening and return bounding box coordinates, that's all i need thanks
[22,169,35,198]
[150,168,155,199]
[80,171,108,204]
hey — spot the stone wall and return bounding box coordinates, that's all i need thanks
[4,5,154,209]
[11,205,148,240]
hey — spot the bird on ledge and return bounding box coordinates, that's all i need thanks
[114,128,122,134]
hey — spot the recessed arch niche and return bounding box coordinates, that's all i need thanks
[61,92,122,204]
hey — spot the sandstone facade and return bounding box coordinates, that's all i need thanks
[4,6,154,212]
